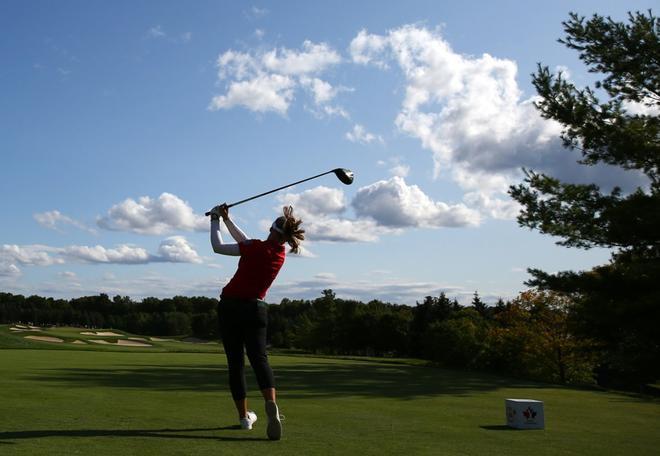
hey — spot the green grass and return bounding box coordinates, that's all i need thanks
[1,326,659,455]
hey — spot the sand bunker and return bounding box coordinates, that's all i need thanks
[71,340,87,344]
[15,324,28,329]
[81,331,123,336]
[150,337,173,342]
[89,339,151,347]
[25,336,63,343]
[116,339,151,347]
[10,327,42,332]
[128,337,147,341]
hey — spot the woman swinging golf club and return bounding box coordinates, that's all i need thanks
[209,203,304,440]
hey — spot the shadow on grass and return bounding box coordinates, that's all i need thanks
[0,427,268,443]
[26,360,550,399]
[479,425,518,431]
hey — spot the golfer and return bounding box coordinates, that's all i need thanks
[209,203,304,440]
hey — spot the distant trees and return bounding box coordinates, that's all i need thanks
[0,292,218,337]
[0,288,603,386]
[509,10,660,387]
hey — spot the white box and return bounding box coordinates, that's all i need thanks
[505,399,545,429]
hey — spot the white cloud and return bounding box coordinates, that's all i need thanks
[462,191,521,220]
[254,29,265,40]
[623,99,660,116]
[1,244,63,266]
[349,25,645,220]
[147,25,166,38]
[350,29,389,68]
[157,236,203,263]
[390,164,410,177]
[180,32,192,43]
[64,245,152,264]
[352,176,480,228]
[97,192,206,235]
[210,40,342,115]
[262,41,341,75]
[300,77,336,104]
[279,186,347,216]
[209,74,295,114]
[275,187,396,242]
[0,263,21,277]
[2,237,203,268]
[274,178,478,243]
[34,210,97,234]
[345,124,384,144]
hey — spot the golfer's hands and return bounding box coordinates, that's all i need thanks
[218,204,229,220]
[209,204,229,221]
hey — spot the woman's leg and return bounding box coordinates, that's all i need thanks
[219,300,248,419]
[244,303,282,440]
[244,305,276,394]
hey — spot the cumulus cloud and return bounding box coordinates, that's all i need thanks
[64,244,152,264]
[156,236,203,263]
[210,40,344,116]
[1,244,63,266]
[276,186,395,242]
[276,177,478,243]
[349,25,646,220]
[34,210,97,234]
[350,29,389,68]
[209,74,295,114]
[280,186,347,216]
[353,176,480,228]
[345,124,384,145]
[1,238,202,267]
[97,192,206,235]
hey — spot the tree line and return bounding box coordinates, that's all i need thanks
[0,289,604,388]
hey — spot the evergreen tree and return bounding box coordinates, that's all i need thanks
[509,11,660,386]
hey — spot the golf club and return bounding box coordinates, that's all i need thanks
[205,168,354,216]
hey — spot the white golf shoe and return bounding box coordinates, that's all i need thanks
[240,411,258,430]
[265,400,283,440]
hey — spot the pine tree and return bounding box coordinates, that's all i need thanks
[509,11,660,386]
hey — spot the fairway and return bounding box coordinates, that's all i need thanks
[1,347,660,455]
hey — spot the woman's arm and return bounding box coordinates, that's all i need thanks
[210,215,240,256]
[224,217,248,243]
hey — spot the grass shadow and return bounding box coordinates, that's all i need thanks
[26,360,552,399]
[479,425,517,431]
[0,427,268,443]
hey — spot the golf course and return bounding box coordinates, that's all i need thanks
[1,325,659,455]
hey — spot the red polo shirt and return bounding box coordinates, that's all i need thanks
[221,239,286,300]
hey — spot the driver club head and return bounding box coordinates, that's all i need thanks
[333,168,354,185]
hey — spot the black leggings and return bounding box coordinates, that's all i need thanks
[218,297,275,401]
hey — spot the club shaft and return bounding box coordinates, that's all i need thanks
[205,170,334,216]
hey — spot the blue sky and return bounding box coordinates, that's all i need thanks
[1,0,654,304]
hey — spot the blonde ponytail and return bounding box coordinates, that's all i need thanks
[276,206,305,254]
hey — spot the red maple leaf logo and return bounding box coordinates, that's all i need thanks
[523,407,537,420]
